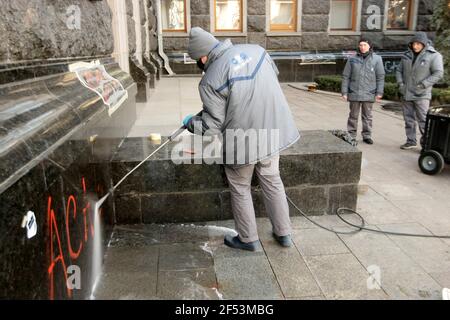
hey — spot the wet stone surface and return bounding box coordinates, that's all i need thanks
[96,216,449,300]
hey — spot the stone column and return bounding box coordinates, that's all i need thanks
[147,0,164,80]
[142,0,159,88]
[133,0,144,65]
[107,0,131,73]
[301,0,330,50]
[128,0,152,102]
[248,0,267,48]
[191,0,211,30]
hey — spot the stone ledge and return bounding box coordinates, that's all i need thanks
[112,130,361,224]
[0,58,136,194]
[115,183,358,224]
[110,131,361,194]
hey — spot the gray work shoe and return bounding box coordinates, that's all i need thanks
[273,233,293,247]
[400,142,417,150]
[224,235,260,251]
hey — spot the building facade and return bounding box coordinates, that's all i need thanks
[162,0,437,80]
[0,0,440,300]
[0,0,164,299]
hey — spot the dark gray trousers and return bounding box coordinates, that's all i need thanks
[402,100,430,145]
[347,101,374,139]
[224,156,291,243]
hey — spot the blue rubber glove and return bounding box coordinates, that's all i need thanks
[183,114,194,127]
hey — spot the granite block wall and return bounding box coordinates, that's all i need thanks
[164,0,437,78]
[110,131,362,224]
[0,0,144,299]
[0,59,138,299]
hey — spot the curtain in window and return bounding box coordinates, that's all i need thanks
[270,0,295,25]
[162,0,185,31]
[330,0,354,30]
[216,0,242,30]
[387,0,410,29]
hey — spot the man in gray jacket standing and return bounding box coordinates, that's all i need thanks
[396,32,444,150]
[183,27,300,251]
[342,38,385,145]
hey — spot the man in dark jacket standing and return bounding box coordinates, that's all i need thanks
[396,32,444,150]
[183,27,300,251]
[342,38,385,145]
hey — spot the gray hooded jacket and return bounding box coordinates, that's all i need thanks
[188,39,300,166]
[341,51,385,102]
[396,32,444,101]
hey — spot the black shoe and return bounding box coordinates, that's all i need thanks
[400,142,417,150]
[363,138,374,145]
[272,233,293,247]
[224,235,260,251]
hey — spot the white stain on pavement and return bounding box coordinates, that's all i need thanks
[200,242,214,255]
[212,287,224,300]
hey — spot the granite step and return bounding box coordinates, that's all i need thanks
[110,130,362,224]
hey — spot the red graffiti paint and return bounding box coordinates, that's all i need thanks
[47,196,72,300]
[66,195,82,260]
[47,177,104,300]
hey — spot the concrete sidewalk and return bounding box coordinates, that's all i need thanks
[95,78,450,300]
[128,76,203,138]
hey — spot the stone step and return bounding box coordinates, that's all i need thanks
[110,130,362,224]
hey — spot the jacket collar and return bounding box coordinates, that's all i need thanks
[357,50,373,59]
[204,39,233,71]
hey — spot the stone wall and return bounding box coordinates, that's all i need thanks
[147,0,160,53]
[0,0,161,299]
[111,131,361,224]
[0,0,114,63]
[127,0,137,55]
[126,0,162,101]
[164,0,437,76]
[0,58,138,299]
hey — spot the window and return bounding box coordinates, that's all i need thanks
[162,0,187,32]
[270,0,297,31]
[387,0,412,30]
[214,0,243,32]
[330,0,356,31]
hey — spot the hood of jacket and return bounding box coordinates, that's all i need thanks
[405,43,438,59]
[408,32,430,50]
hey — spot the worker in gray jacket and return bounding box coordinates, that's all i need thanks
[183,27,300,251]
[342,38,385,145]
[396,32,444,149]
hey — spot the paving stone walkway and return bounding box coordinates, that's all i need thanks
[95,78,450,300]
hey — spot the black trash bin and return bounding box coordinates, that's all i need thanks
[418,105,450,175]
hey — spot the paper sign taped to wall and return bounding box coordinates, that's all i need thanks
[70,61,128,116]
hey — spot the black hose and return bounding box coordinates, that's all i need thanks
[287,196,450,239]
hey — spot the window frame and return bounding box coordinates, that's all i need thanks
[213,0,244,33]
[383,0,419,33]
[385,0,413,31]
[269,0,298,32]
[329,0,357,31]
[162,0,188,33]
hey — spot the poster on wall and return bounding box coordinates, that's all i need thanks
[70,61,128,116]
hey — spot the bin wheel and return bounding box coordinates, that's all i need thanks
[418,150,445,175]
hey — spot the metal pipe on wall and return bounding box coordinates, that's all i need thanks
[155,0,175,75]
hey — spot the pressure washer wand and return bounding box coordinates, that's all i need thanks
[111,128,184,192]
[94,114,199,214]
